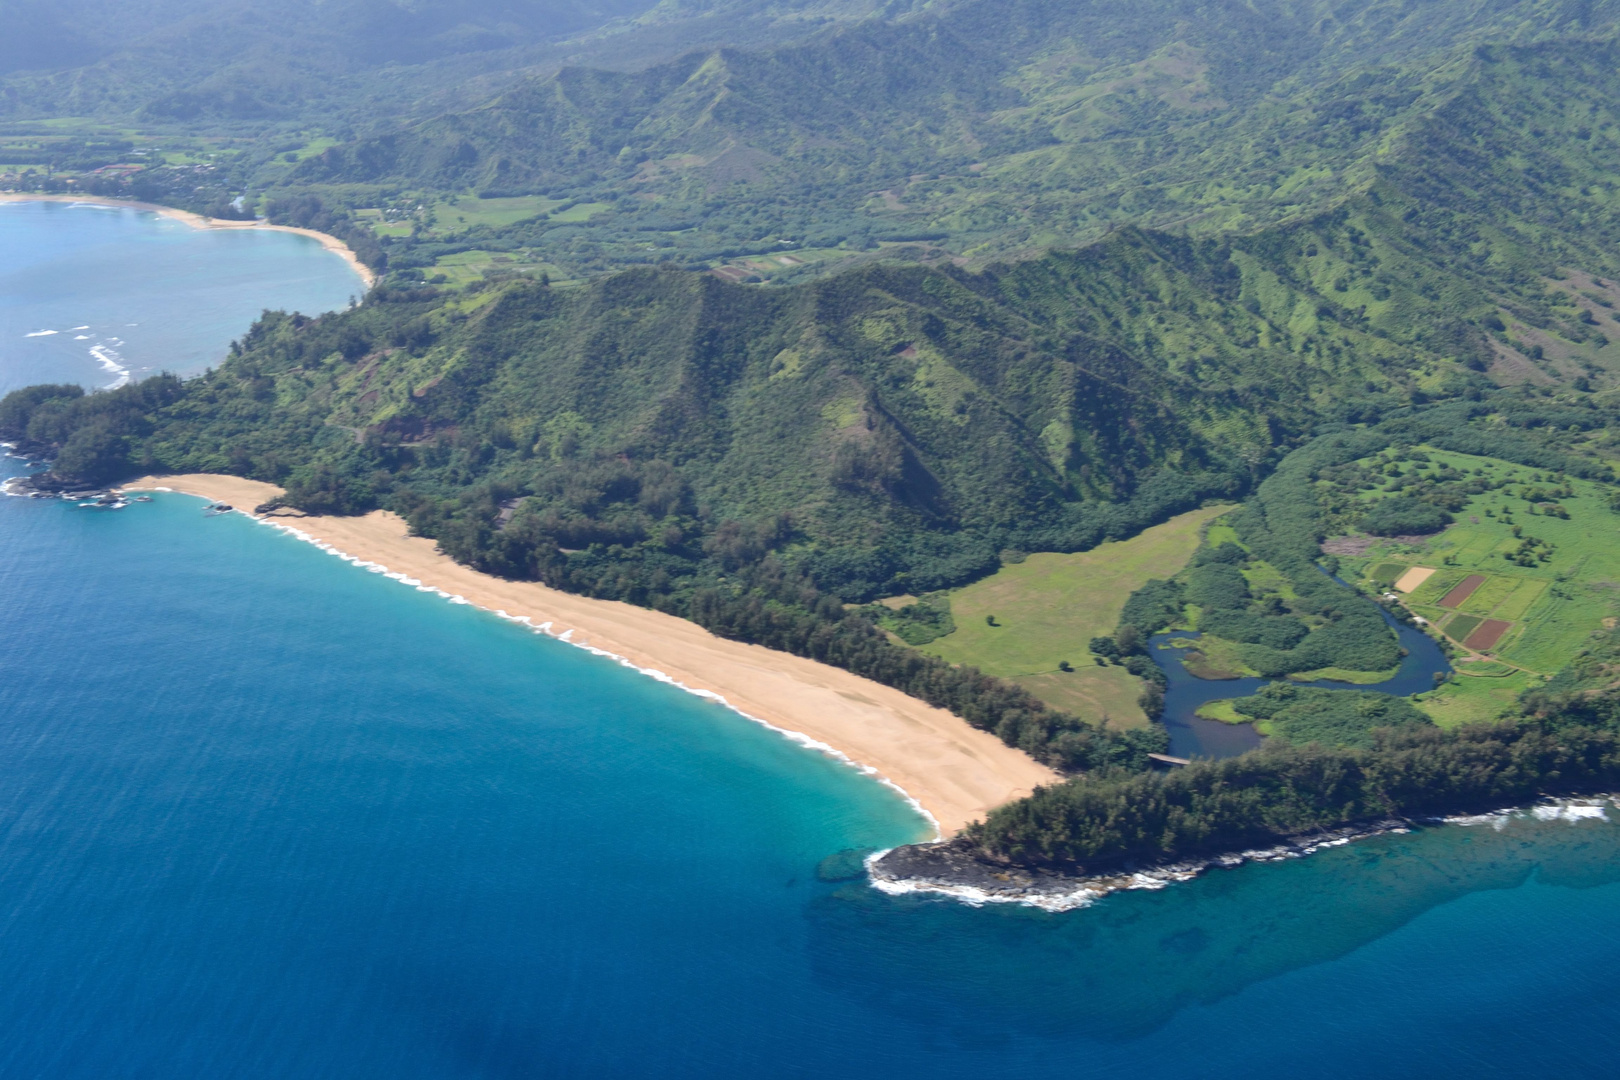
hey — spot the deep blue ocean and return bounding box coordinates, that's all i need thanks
[4,202,1620,1078]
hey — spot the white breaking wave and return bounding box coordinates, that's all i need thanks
[1451,798,1614,831]
[878,796,1620,913]
[24,329,57,337]
[1532,801,1609,823]
[88,344,131,389]
[227,509,942,841]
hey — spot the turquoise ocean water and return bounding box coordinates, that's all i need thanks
[0,200,363,389]
[4,204,1620,1077]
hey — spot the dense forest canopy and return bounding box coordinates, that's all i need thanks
[0,0,909,126]
[13,0,1620,281]
[8,0,1620,871]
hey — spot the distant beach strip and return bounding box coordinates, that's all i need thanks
[120,474,1057,835]
[0,194,376,290]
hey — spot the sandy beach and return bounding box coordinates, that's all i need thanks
[121,474,1059,835]
[0,193,376,289]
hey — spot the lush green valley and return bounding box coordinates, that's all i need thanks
[274,1,1620,280]
[9,0,1620,874]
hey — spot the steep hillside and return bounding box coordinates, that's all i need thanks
[288,0,1620,276]
[0,0,903,125]
[2,182,1556,601]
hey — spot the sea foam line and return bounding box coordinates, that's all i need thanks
[88,344,132,389]
[870,796,1620,913]
[239,509,941,840]
[0,443,34,497]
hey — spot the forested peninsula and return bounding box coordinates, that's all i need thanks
[9,0,1620,881]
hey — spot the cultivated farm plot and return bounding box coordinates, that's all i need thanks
[1457,574,1519,615]
[1393,565,1434,592]
[1369,561,1405,587]
[1465,619,1513,651]
[1339,447,1620,673]
[1492,579,1547,621]
[1407,569,1467,607]
[1505,585,1617,673]
[1437,574,1486,608]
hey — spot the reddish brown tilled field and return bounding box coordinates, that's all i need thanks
[1439,574,1486,608]
[1464,619,1513,651]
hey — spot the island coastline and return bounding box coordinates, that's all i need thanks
[868,797,1619,911]
[120,473,1060,836]
[0,193,377,289]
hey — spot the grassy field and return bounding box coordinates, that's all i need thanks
[280,137,339,163]
[1176,634,1259,679]
[427,249,571,288]
[547,201,611,224]
[1195,699,1246,723]
[1414,666,1536,728]
[917,505,1228,727]
[1337,448,1620,675]
[437,195,560,230]
[1285,664,1399,684]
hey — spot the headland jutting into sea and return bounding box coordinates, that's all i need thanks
[28,468,1585,915]
[0,441,1577,912]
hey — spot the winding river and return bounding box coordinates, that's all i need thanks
[1151,590,1453,759]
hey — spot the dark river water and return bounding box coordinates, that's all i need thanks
[1150,593,1453,759]
[9,204,1620,1080]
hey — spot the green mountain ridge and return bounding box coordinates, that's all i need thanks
[10,0,1620,864]
[285,0,1620,275]
[0,0,913,126]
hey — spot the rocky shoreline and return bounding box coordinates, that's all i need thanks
[868,795,1620,911]
[867,818,1431,912]
[1,472,116,502]
[0,447,123,504]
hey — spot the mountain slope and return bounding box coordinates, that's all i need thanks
[289,0,1620,273]
[0,0,918,125]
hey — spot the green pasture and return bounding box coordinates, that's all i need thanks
[439,195,560,230]
[1195,699,1246,723]
[1285,663,1398,684]
[1337,447,1620,674]
[548,201,610,223]
[1368,561,1403,586]
[1241,559,1297,600]
[1178,635,1259,679]
[277,137,339,163]
[353,208,413,237]
[1415,667,1535,728]
[1458,573,1519,615]
[1492,579,1547,621]
[429,249,567,288]
[1443,614,1483,642]
[711,248,857,281]
[917,505,1228,727]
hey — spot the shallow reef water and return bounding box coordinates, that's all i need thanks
[3,209,1620,1079]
